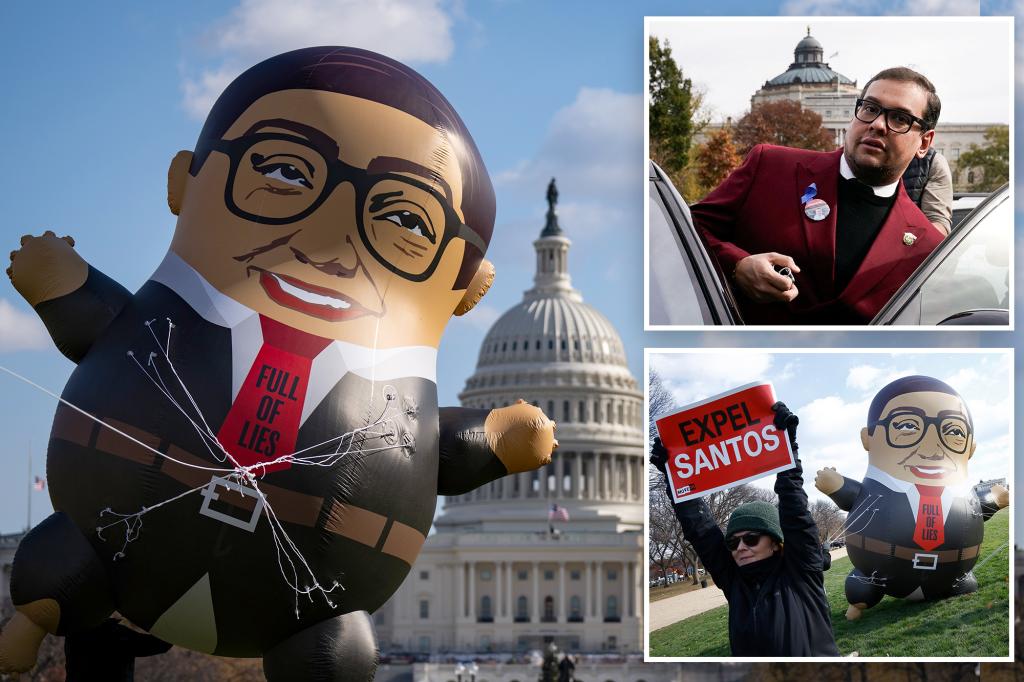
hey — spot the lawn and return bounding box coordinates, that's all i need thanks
[649,577,716,602]
[649,508,1011,658]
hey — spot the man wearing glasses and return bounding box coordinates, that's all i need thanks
[4,48,555,678]
[693,67,945,324]
[814,376,1008,621]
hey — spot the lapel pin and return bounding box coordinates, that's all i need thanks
[804,198,830,222]
[902,232,917,246]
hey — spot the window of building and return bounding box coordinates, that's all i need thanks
[516,596,529,621]
[544,569,554,580]
[951,147,960,160]
[419,600,429,619]
[570,596,582,621]
[480,595,493,621]
[543,596,555,622]
[547,401,554,418]
[517,569,528,580]
[419,570,429,580]
[968,170,975,184]
[563,400,570,422]
[570,570,581,580]
[480,568,492,581]
[480,635,491,651]
[578,401,585,422]
[606,596,619,620]
[548,339,554,350]
[560,339,567,350]
[607,569,618,580]
[419,636,431,652]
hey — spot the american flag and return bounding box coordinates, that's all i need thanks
[32,476,46,491]
[548,503,569,522]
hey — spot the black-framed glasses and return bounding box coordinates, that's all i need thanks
[870,407,971,454]
[726,532,765,551]
[854,99,929,134]
[201,133,486,282]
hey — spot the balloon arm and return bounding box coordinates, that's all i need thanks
[436,407,508,496]
[775,458,826,571]
[33,266,132,363]
[670,498,736,593]
[979,484,1010,519]
[827,476,860,512]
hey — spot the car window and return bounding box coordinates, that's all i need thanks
[891,194,1010,324]
[648,181,715,325]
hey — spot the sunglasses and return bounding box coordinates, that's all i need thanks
[726,532,765,551]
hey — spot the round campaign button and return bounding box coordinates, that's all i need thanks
[804,198,830,221]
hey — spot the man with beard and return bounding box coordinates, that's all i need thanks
[693,67,945,325]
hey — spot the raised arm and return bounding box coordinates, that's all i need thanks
[771,402,823,571]
[436,401,555,496]
[650,438,736,594]
[8,232,131,363]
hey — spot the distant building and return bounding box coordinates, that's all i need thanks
[374,181,647,660]
[1,532,25,615]
[702,29,1001,192]
[750,28,860,146]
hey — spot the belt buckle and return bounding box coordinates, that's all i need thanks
[912,552,939,570]
[199,475,264,532]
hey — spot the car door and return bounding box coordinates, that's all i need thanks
[873,184,1011,326]
[648,161,740,325]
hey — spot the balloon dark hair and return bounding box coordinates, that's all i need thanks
[867,375,971,432]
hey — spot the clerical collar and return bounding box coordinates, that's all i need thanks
[148,251,438,412]
[839,154,900,198]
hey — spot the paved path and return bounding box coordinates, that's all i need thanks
[649,547,848,632]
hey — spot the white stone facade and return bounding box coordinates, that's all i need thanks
[374,183,645,656]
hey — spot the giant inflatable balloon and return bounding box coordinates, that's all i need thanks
[0,47,556,679]
[815,375,1008,620]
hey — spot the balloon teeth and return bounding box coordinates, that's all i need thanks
[271,273,352,310]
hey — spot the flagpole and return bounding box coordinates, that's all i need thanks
[26,440,32,532]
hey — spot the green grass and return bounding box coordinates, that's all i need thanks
[650,577,717,602]
[650,508,1011,658]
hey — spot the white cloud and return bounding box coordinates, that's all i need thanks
[182,0,456,119]
[0,299,48,352]
[782,0,979,14]
[652,352,775,408]
[845,363,918,393]
[496,87,643,218]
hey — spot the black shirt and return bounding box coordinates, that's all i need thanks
[835,176,897,292]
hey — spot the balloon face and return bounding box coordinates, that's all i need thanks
[170,89,476,349]
[862,390,975,486]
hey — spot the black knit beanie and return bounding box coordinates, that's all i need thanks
[725,501,783,543]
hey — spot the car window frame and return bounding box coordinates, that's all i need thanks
[872,184,1010,326]
[648,160,740,326]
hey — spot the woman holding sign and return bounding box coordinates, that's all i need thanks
[651,403,839,657]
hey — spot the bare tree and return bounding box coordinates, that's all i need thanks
[809,499,847,545]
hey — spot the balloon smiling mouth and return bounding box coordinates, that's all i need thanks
[252,267,379,322]
[907,465,952,479]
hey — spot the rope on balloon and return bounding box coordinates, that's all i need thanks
[0,316,416,619]
[950,540,1010,590]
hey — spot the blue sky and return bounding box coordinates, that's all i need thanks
[0,0,1019,534]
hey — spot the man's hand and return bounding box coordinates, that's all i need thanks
[8,231,87,307]
[815,467,844,495]
[733,252,800,303]
[991,484,1010,509]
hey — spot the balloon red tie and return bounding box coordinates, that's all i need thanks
[913,485,944,551]
[217,316,332,473]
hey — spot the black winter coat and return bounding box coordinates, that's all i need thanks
[672,459,840,657]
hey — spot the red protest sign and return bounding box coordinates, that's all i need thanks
[654,382,795,503]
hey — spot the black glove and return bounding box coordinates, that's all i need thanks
[771,401,799,452]
[650,437,674,500]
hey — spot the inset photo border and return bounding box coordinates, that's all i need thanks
[644,17,1014,331]
[643,348,1014,662]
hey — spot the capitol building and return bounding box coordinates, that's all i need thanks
[374,181,646,657]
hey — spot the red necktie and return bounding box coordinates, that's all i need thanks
[216,316,332,473]
[913,485,944,551]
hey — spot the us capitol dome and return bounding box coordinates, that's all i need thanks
[374,179,646,660]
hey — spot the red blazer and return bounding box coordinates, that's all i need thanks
[692,145,943,324]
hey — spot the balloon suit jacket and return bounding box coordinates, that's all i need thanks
[826,467,1001,600]
[22,253,514,656]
